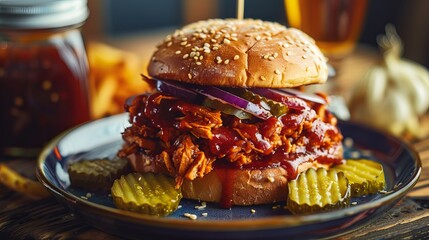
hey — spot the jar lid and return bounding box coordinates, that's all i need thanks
[0,0,89,29]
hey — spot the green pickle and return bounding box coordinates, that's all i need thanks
[202,98,252,119]
[287,168,350,215]
[111,172,182,216]
[68,157,130,192]
[332,159,386,197]
[229,88,288,116]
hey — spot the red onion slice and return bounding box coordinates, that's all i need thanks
[156,80,199,101]
[193,86,272,120]
[278,88,327,105]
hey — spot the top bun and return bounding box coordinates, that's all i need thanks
[148,19,328,88]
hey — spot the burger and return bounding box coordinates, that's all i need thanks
[118,19,343,208]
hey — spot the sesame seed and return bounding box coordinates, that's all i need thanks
[260,76,266,81]
[195,202,207,210]
[263,54,270,59]
[194,56,199,60]
[211,39,217,43]
[231,33,238,37]
[183,54,189,59]
[255,36,261,41]
[245,33,252,37]
[202,213,208,217]
[231,37,238,41]
[217,59,222,64]
[186,44,191,47]
[188,73,192,79]
[302,55,308,59]
[223,38,231,44]
[212,46,219,50]
[306,67,310,72]
[303,48,308,52]
[267,176,275,182]
[273,52,278,58]
[196,62,202,65]
[268,56,275,61]
[215,34,221,39]
[167,42,172,47]
[274,70,281,75]
[182,37,188,41]
[251,209,256,214]
[180,41,187,46]
[216,56,221,61]
[234,55,240,60]
[200,33,207,39]
[199,55,203,60]
[175,50,181,55]
[204,48,211,53]
[184,213,197,220]
[224,59,230,64]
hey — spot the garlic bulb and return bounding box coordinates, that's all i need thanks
[349,25,429,139]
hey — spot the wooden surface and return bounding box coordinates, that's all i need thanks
[1,34,429,239]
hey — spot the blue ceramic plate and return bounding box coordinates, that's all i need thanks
[37,113,421,240]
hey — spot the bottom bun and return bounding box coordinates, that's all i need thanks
[182,161,327,206]
[126,152,327,206]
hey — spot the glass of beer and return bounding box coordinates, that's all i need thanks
[285,0,368,59]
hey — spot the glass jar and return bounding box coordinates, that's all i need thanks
[0,0,90,157]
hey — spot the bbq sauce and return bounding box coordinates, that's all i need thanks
[131,92,343,208]
[0,1,90,157]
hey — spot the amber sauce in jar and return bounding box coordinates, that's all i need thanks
[0,1,90,157]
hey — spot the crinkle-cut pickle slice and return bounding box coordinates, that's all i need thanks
[111,172,182,217]
[68,157,130,192]
[332,159,386,197]
[287,168,350,215]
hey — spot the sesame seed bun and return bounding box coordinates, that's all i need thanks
[148,19,328,88]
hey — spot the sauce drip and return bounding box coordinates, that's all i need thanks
[215,168,237,208]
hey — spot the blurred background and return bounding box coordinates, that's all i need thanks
[84,0,429,68]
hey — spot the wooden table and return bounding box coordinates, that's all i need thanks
[1,34,429,239]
